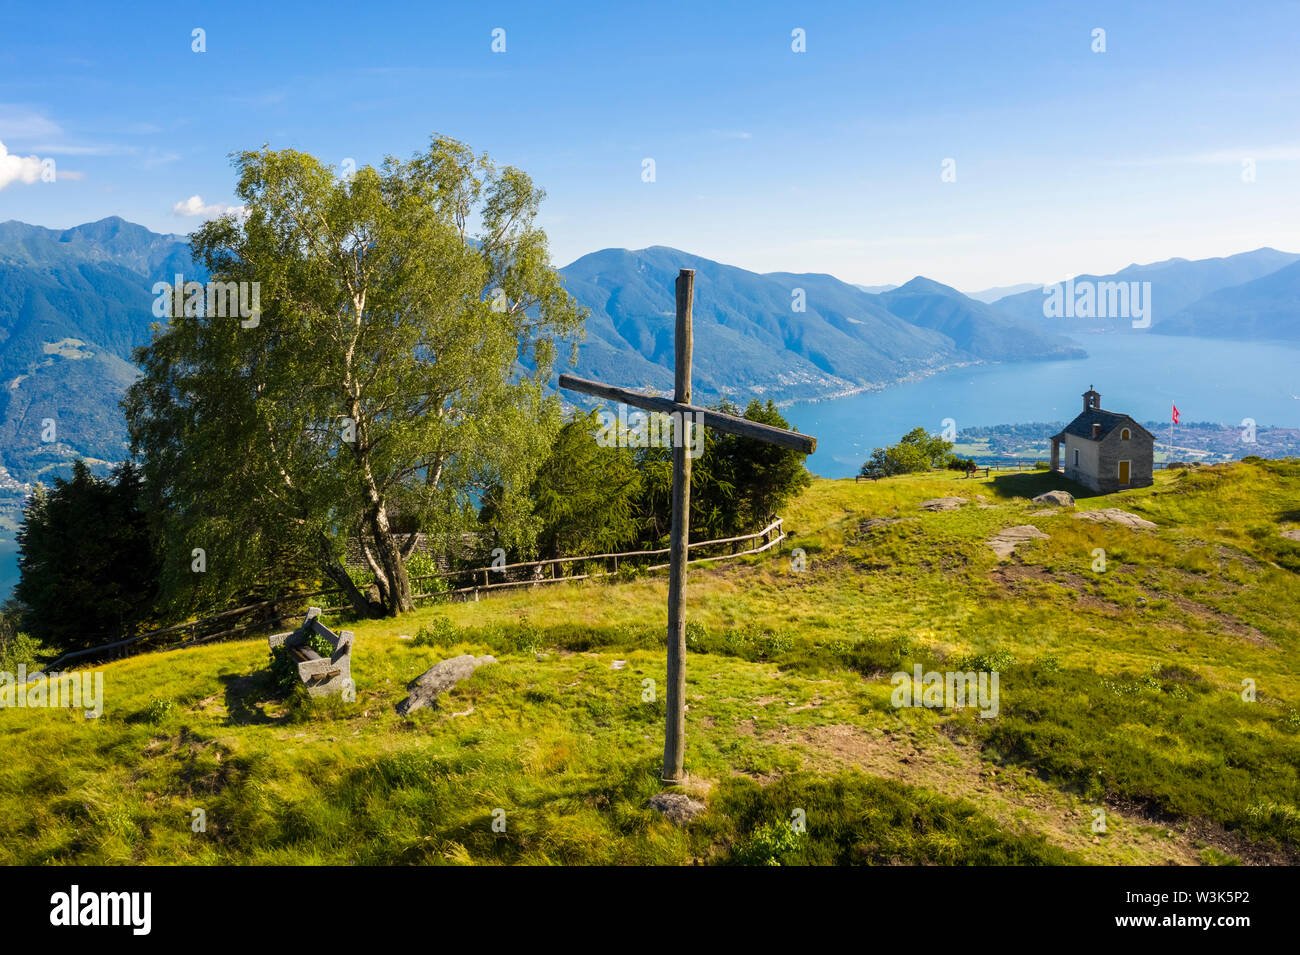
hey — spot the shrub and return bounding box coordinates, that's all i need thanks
[954,647,1017,672]
[733,821,802,866]
[0,606,46,671]
[860,427,954,479]
[143,697,176,724]
[413,617,459,647]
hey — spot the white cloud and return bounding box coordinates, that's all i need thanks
[0,106,128,159]
[172,194,245,219]
[30,143,125,156]
[0,140,47,190]
[0,105,61,140]
[1108,145,1300,167]
[141,151,181,168]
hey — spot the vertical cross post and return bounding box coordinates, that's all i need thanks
[556,269,815,786]
[662,268,694,783]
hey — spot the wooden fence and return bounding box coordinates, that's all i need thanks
[330,517,787,609]
[855,462,1042,482]
[37,589,340,674]
[35,519,787,672]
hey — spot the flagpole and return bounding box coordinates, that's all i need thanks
[1169,402,1176,461]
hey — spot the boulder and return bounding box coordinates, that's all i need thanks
[396,654,497,715]
[1072,508,1158,531]
[648,792,706,825]
[1031,490,1075,507]
[1282,529,1300,542]
[919,497,968,511]
[988,525,1049,559]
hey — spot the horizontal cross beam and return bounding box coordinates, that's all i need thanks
[558,373,817,455]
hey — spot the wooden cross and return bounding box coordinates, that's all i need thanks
[559,268,817,784]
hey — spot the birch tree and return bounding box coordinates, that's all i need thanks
[126,136,584,617]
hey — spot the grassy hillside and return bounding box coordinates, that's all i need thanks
[2,460,1298,865]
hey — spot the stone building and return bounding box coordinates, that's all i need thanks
[1049,387,1154,493]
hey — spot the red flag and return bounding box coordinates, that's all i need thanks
[1171,403,1180,425]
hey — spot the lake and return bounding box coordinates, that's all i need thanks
[783,332,1300,479]
[0,540,16,604]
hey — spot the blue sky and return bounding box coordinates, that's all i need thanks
[2,0,1299,290]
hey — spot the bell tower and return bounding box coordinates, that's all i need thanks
[1083,386,1101,411]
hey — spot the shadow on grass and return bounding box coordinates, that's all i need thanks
[220,670,290,726]
[986,470,1097,501]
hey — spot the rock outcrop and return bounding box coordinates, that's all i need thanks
[396,654,497,715]
[1072,509,1158,530]
[988,525,1050,559]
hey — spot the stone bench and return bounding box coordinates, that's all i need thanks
[268,607,354,697]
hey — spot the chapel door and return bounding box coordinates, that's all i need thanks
[1118,460,1130,485]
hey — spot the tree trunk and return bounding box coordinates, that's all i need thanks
[360,535,393,610]
[317,533,376,618]
[365,501,413,615]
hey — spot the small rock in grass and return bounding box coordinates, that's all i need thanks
[919,497,968,511]
[648,792,706,825]
[611,660,627,670]
[988,525,1050,559]
[1032,490,1075,507]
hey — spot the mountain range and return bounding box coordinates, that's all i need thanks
[564,246,1083,405]
[993,248,1300,334]
[0,216,1297,494]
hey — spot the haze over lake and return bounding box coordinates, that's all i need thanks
[784,332,1300,479]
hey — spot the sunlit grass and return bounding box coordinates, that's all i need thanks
[0,458,1296,864]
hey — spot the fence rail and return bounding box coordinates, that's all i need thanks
[333,517,787,609]
[850,459,1205,485]
[35,589,340,674]
[36,519,787,672]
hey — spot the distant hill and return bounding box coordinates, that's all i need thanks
[561,248,955,402]
[876,277,1085,361]
[966,282,1039,304]
[0,218,199,489]
[993,248,1300,330]
[1154,259,1300,340]
[561,248,1085,405]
